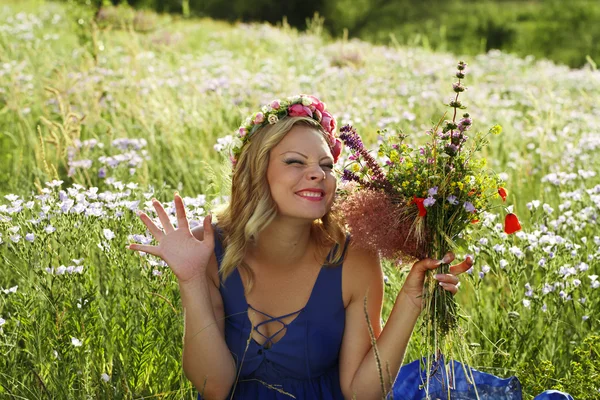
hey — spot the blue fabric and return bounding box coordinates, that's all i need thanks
[390,358,572,400]
[533,390,574,400]
[391,357,522,399]
[198,225,348,399]
[198,225,573,400]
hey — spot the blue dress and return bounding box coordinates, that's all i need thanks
[199,225,574,400]
[197,226,349,399]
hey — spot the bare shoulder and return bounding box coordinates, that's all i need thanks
[191,223,220,289]
[341,240,384,307]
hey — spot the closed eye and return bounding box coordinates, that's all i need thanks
[284,159,334,169]
[284,159,304,165]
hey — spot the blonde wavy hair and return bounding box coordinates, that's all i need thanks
[213,116,348,293]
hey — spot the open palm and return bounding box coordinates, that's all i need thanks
[127,193,215,283]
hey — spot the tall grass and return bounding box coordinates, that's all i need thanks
[1,1,599,398]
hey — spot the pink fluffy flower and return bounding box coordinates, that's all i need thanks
[336,190,429,261]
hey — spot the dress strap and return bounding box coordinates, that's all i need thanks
[211,223,226,287]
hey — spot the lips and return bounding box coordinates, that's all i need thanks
[295,189,325,199]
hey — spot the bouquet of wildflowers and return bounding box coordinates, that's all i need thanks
[336,61,522,368]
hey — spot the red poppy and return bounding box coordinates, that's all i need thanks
[504,213,521,234]
[413,196,427,217]
[498,187,507,202]
[471,219,480,224]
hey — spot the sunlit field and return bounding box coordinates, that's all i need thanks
[1,1,599,398]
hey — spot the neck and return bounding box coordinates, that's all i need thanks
[247,217,317,271]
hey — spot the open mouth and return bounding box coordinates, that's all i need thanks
[295,190,325,201]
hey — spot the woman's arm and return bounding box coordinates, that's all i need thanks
[128,195,235,399]
[182,225,236,400]
[339,246,470,400]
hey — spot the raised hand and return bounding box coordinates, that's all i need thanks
[126,193,215,284]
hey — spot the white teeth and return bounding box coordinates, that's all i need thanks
[297,191,322,198]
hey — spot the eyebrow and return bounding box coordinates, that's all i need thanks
[280,151,333,161]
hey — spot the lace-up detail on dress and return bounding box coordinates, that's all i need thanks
[247,305,304,349]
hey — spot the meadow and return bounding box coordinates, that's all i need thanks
[0,1,599,398]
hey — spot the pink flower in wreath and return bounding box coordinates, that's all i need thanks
[306,95,325,112]
[314,109,323,122]
[254,112,265,124]
[320,110,336,133]
[331,138,343,163]
[288,103,313,118]
[270,100,280,110]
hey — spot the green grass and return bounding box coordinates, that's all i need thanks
[1,0,599,398]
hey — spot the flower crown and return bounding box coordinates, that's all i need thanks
[230,94,343,167]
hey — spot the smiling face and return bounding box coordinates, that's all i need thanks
[267,124,337,221]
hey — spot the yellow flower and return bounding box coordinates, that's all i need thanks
[490,125,502,135]
[457,182,464,190]
[352,164,360,172]
[402,181,409,187]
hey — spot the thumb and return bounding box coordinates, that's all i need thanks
[202,214,215,248]
[412,258,443,273]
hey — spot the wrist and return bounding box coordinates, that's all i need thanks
[178,273,208,290]
[397,289,423,317]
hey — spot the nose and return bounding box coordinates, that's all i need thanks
[308,165,326,181]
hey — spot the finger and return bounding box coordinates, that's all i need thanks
[440,252,455,265]
[152,198,174,234]
[413,252,455,272]
[202,214,215,248]
[434,273,459,285]
[414,258,442,272]
[439,282,458,295]
[137,211,165,240]
[127,243,161,258]
[174,193,190,231]
[449,255,474,275]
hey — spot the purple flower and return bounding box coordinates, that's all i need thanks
[341,169,361,183]
[428,186,438,196]
[464,201,476,213]
[98,167,106,178]
[423,196,436,207]
[447,195,458,205]
[444,143,459,156]
[339,125,364,152]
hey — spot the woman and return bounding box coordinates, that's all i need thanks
[127,95,472,399]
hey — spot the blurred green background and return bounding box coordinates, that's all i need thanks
[65,0,600,69]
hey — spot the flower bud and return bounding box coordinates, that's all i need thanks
[452,82,465,93]
[449,100,462,108]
